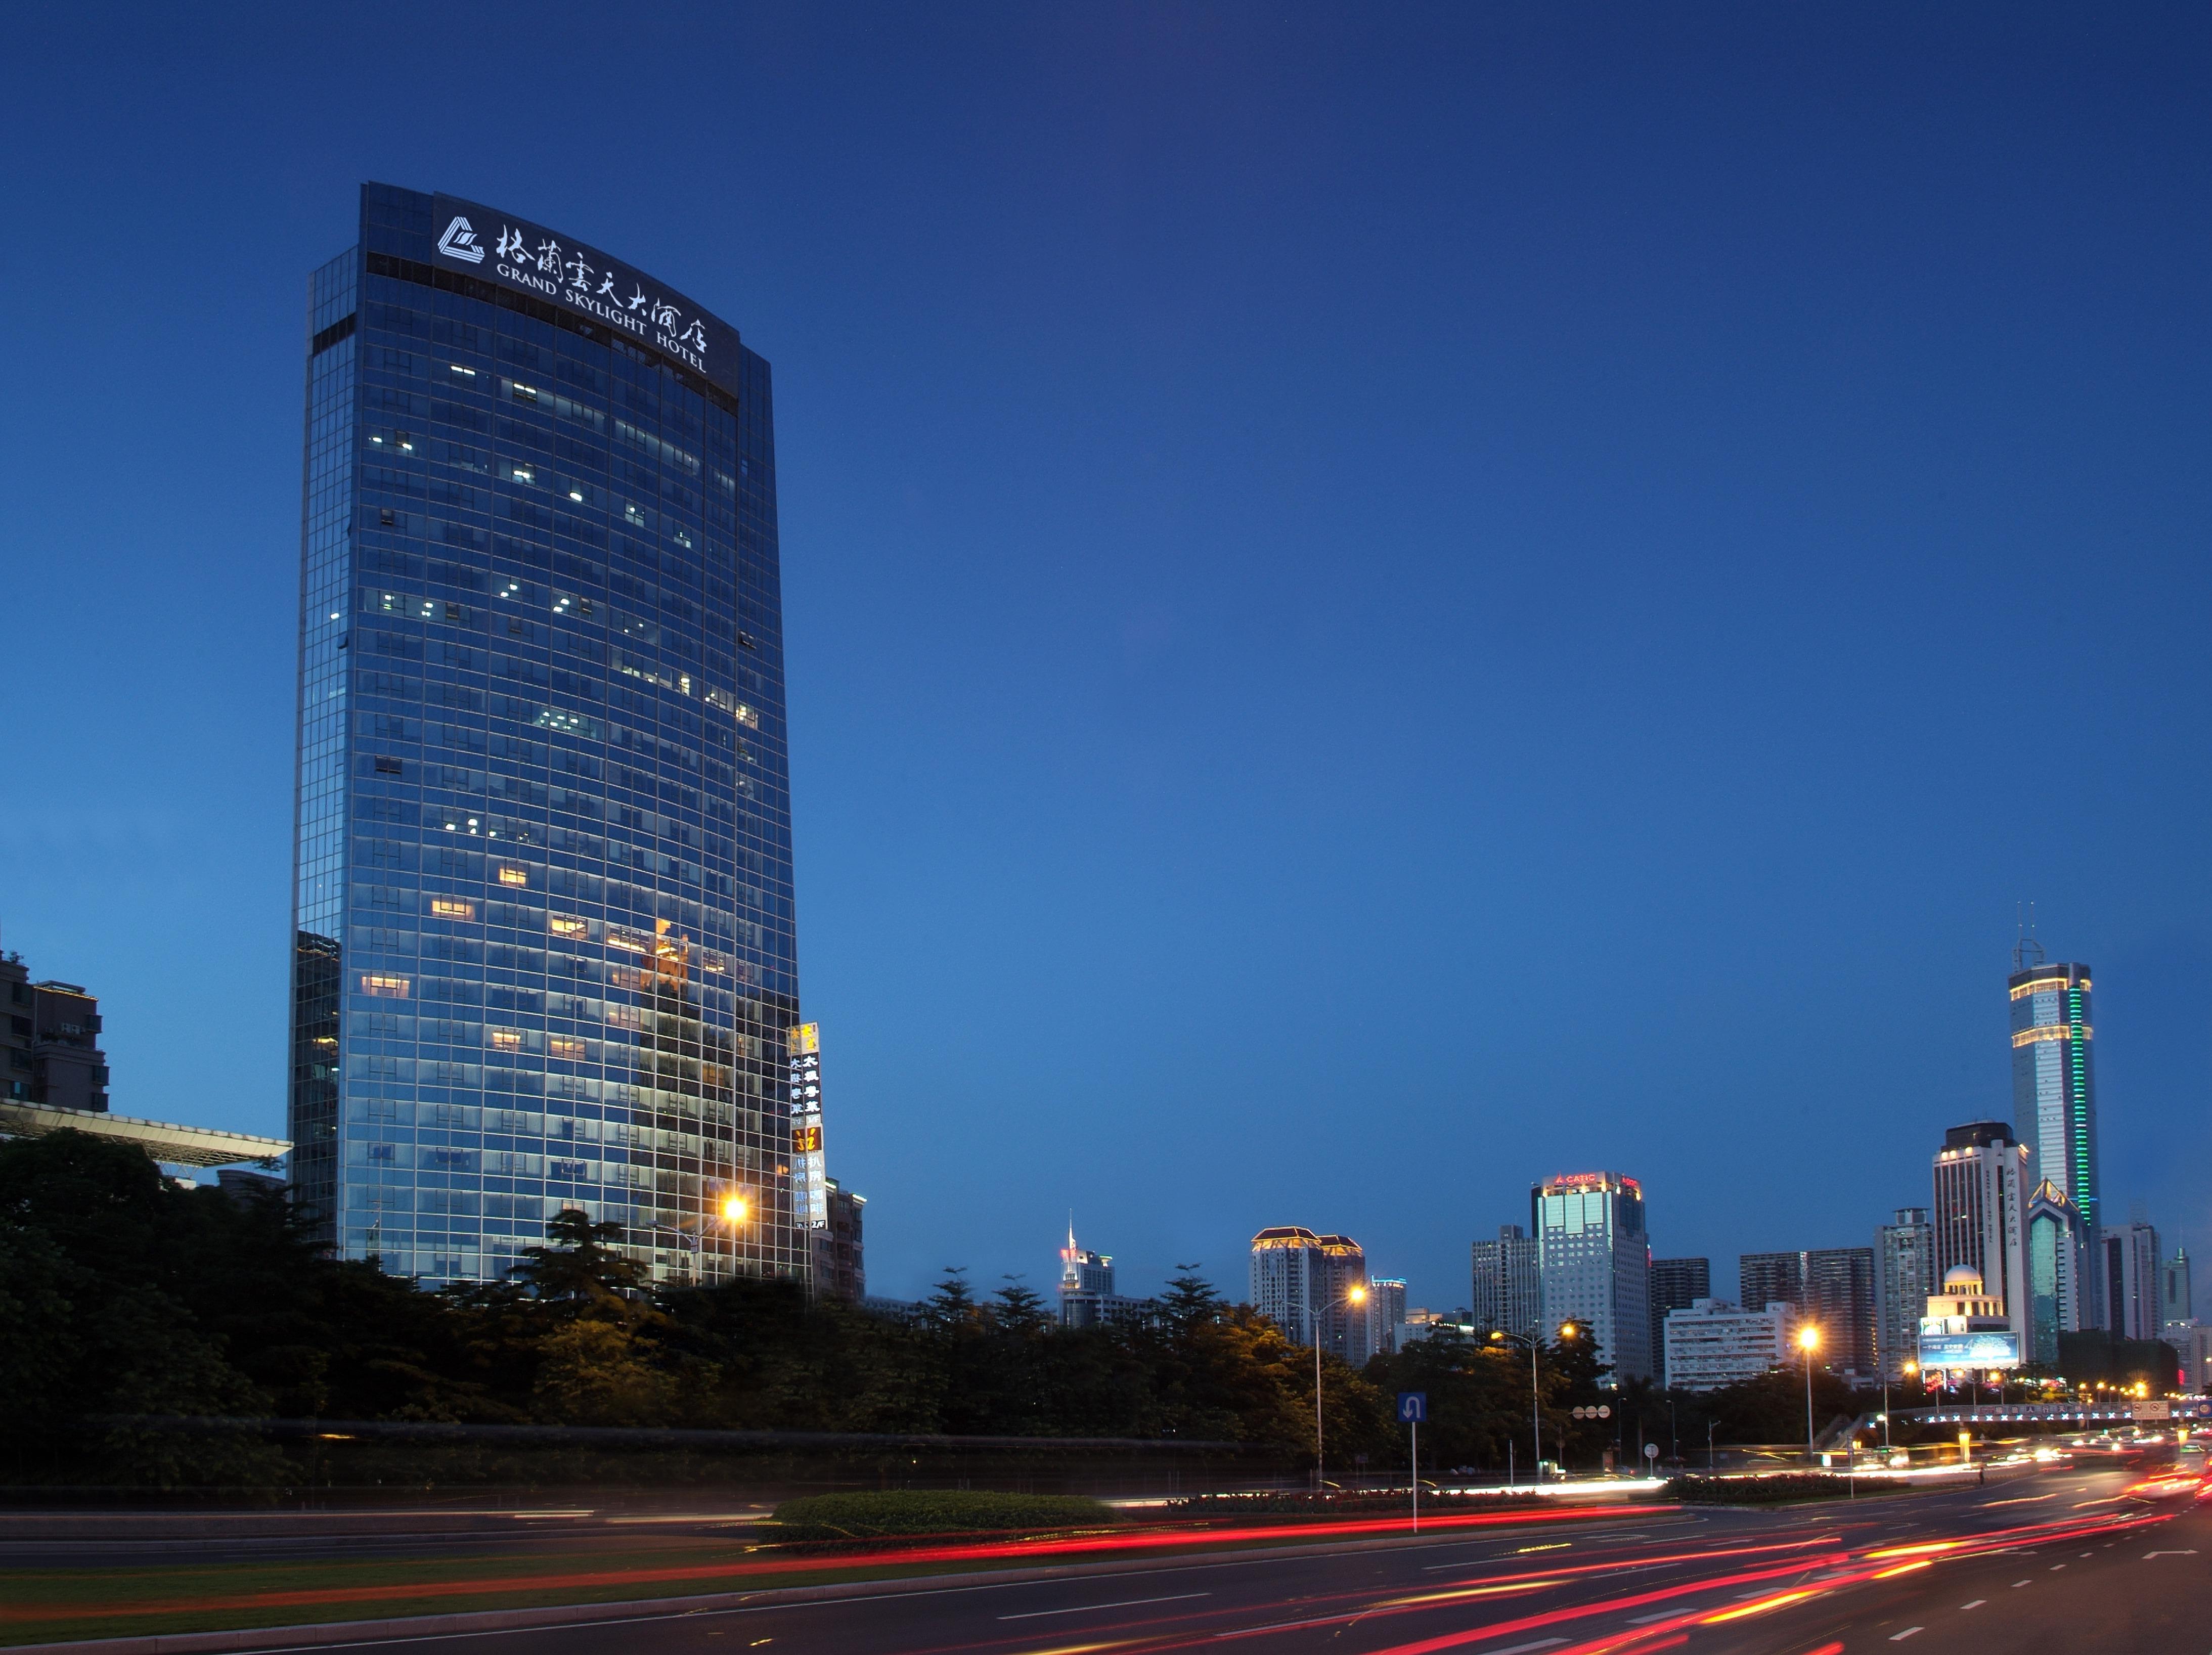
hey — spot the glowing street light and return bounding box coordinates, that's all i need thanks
[720,1193,750,1225]
[1490,1320,1577,1485]
[1312,1282,1367,1494]
[1798,1322,1822,1464]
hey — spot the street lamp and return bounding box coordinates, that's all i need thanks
[1797,1323,1822,1464]
[1313,1282,1367,1494]
[1490,1321,1577,1485]
[1884,1358,1918,1456]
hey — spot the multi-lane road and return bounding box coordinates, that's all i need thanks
[8,1464,2206,1652]
[137,1463,2201,1655]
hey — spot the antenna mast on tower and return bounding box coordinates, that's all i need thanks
[2013,901,2046,972]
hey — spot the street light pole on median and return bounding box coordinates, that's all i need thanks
[1314,1282,1368,1494]
[1490,1321,1576,1484]
[1798,1322,1822,1465]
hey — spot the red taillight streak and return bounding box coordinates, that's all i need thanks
[1294,1553,1850,1655]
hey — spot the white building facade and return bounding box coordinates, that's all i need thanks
[1662,1299,1795,1391]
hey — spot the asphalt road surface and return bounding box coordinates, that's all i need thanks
[222,1463,2207,1655]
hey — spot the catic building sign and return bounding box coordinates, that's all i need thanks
[787,1021,827,1231]
[428,193,744,399]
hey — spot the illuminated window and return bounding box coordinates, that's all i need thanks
[360,974,411,999]
[429,898,475,920]
[550,1037,587,1061]
[497,866,528,887]
[488,1029,522,1051]
[2011,1023,2090,1048]
[549,914,588,936]
[605,927,650,954]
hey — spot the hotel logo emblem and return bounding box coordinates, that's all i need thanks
[435,215,485,263]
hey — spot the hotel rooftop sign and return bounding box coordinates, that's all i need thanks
[429,193,744,400]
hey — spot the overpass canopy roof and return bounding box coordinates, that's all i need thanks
[0,1102,289,1169]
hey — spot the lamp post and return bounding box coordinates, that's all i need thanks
[1884,1359,1917,1455]
[1313,1282,1367,1495]
[1489,1321,1577,1484]
[1797,1323,1822,1465]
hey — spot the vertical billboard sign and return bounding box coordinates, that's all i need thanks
[787,1023,828,1230]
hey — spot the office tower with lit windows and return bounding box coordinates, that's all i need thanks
[2025,1180,2083,1365]
[1251,1226,1323,1346]
[1250,1226,1371,1360]
[1737,1248,1874,1378]
[2163,1247,2193,1326]
[1932,1122,2030,1348]
[1472,1223,1540,1338]
[2101,1219,2162,1341]
[1876,1209,1934,1382]
[1368,1277,1408,1355]
[289,185,801,1289]
[1738,1251,1805,1318]
[1532,1172,1651,1383]
[1648,1257,1710,1386]
[2009,956,2101,1323]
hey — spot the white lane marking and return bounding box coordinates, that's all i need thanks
[2050,1563,2067,1570]
[1483,1642,1569,1655]
[1627,1612,1677,1624]
[999,1591,1211,1621]
[1216,1614,1349,1638]
[2012,1579,2032,1587]
[1962,1600,1986,1609]
[2146,1550,2200,1559]
[1891,1630,1924,1642]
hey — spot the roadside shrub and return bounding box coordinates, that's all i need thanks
[768,1489,1127,1539]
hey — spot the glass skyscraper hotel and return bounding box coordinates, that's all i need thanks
[290,184,800,1288]
[2008,956,2099,1325]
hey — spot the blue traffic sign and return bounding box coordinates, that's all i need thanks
[1397,1391,1428,1423]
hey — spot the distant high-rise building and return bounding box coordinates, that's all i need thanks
[1252,1226,1320,1344]
[1876,1209,1934,1382]
[2101,1220,2162,1341]
[0,944,112,1115]
[1314,1234,1373,1365]
[1739,1252,1805,1319]
[1368,1278,1408,1355]
[811,1178,865,1303]
[2009,955,2101,1323]
[1250,1227,1369,1359]
[1932,1121,2030,1348]
[1648,1258,1710,1386]
[2163,1247,2193,1326]
[1533,1171,1651,1383]
[1737,1249,1873,1377]
[1471,1224,1539,1338]
[0,946,23,1103]
[1662,1299,1796,1392]
[2025,1181,2085,1366]
[1058,1222,1144,1329]
[1805,1248,1876,1378]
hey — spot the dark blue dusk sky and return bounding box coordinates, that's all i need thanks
[4,5,2209,1310]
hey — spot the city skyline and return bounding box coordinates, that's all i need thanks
[6,9,2212,1307]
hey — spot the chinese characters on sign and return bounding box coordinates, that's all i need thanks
[788,1022,828,1231]
[429,194,739,396]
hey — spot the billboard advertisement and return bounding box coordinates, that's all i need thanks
[1917,1330,2021,1369]
[787,1022,827,1230]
